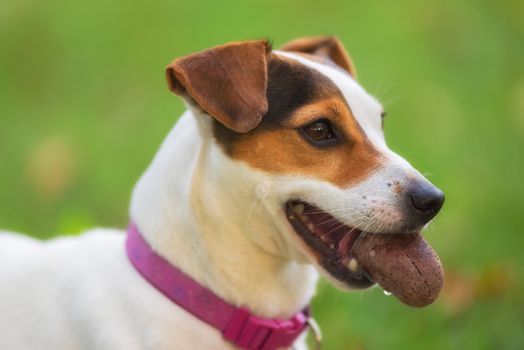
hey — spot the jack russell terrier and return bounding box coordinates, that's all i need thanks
[0,36,445,350]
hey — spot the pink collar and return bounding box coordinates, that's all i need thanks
[125,223,312,350]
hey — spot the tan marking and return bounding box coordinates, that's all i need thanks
[393,181,403,194]
[230,97,383,187]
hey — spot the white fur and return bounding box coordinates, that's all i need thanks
[0,112,313,350]
[0,52,433,349]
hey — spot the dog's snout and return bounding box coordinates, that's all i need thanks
[407,182,445,222]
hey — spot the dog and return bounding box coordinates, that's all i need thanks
[0,36,445,350]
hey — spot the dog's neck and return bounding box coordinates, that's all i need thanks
[130,110,318,319]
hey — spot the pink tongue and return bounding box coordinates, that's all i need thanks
[352,233,444,307]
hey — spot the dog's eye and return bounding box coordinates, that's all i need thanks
[300,119,337,146]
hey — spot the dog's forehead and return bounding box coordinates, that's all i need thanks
[275,51,385,146]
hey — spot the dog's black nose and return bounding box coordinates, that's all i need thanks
[407,182,445,222]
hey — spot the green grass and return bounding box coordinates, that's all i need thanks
[1,0,523,348]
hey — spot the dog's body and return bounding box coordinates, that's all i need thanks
[0,37,444,350]
[0,111,314,349]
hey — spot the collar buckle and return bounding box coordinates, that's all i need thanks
[223,307,309,350]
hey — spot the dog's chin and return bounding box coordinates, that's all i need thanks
[284,201,375,290]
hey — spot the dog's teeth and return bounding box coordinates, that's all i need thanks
[347,258,358,272]
[293,203,305,215]
[297,213,315,232]
[329,243,335,250]
[299,214,310,224]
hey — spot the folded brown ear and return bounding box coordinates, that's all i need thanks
[166,40,271,133]
[280,36,357,78]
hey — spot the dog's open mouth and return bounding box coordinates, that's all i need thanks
[285,201,444,307]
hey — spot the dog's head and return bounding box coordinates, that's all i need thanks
[166,37,445,307]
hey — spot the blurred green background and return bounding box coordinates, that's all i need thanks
[1,0,523,349]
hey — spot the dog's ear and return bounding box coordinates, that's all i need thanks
[166,40,271,133]
[280,36,357,78]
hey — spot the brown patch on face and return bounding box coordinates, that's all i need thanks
[392,181,403,194]
[213,54,382,187]
[232,99,381,186]
[213,54,339,149]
